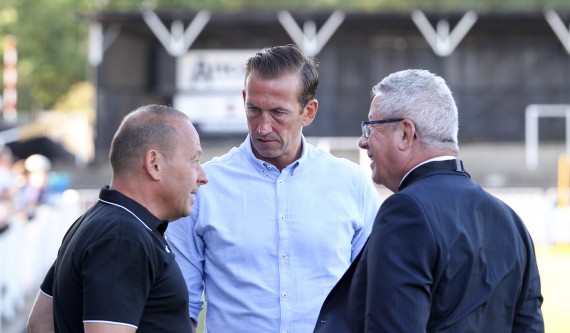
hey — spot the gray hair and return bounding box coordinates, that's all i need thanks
[109,104,191,175]
[372,69,459,153]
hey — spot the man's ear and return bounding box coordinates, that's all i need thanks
[144,150,161,181]
[398,119,416,150]
[302,99,318,126]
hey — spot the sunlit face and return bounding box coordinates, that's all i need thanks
[358,94,400,190]
[163,120,208,221]
[243,71,316,170]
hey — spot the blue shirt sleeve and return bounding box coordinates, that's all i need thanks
[350,175,381,261]
[167,204,204,321]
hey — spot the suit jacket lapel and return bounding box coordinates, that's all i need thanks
[314,239,368,332]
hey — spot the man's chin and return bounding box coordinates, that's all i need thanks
[372,177,382,186]
[253,146,279,159]
[371,168,382,185]
[176,209,191,219]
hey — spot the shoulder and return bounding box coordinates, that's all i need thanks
[202,146,248,171]
[381,190,422,211]
[204,146,240,164]
[305,143,365,174]
[378,189,438,232]
[81,203,153,243]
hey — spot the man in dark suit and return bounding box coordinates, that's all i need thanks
[314,69,544,332]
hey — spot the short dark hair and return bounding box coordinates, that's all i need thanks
[245,44,319,109]
[109,104,190,175]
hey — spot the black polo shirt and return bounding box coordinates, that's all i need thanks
[40,186,191,333]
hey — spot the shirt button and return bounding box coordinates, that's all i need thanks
[280,215,285,221]
[282,292,288,298]
[279,180,284,184]
[281,253,286,259]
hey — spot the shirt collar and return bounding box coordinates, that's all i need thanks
[241,134,304,175]
[399,156,456,187]
[98,185,169,235]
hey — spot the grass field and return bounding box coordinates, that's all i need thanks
[536,244,570,332]
[195,244,570,332]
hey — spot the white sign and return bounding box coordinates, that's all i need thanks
[173,93,247,133]
[174,49,255,133]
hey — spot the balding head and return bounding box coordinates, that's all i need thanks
[109,104,191,176]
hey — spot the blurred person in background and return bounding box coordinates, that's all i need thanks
[17,154,51,220]
[0,146,15,233]
[314,69,544,333]
[27,104,208,333]
[167,44,381,332]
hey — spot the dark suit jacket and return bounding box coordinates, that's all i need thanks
[314,160,544,333]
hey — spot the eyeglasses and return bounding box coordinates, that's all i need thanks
[361,118,404,138]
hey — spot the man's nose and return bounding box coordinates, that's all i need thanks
[257,113,272,135]
[198,165,208,186]
[358,136,368,149]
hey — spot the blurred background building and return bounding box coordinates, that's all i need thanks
[1,2,570,332]
[87,10,570,162]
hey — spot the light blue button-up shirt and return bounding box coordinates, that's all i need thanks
[167,135,381,333]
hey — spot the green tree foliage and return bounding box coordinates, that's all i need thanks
[135,0,570,12]
[1,0,569,114]
[0,0,98,112]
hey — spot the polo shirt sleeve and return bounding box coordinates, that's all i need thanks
[39,261,56,297]
[81,236,152,327]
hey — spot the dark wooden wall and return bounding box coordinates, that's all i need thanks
[91,11,570,161]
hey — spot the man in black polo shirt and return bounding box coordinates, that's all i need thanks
[27,104,208,333]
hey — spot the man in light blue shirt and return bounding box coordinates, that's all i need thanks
[167,44,380,333]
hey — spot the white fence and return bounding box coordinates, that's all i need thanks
[0,190,88,330]
[486,187,570,245]
[0,186,568,331]
[376,186,570,245]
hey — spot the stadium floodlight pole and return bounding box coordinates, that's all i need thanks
[3,36,17,124]
[525,106,539,170]
[277,10,345,57]
[88,22,121,67]
[411,10,477,57]
[142,10,211,57]
[525,104,570,170]
[545,10,570,55]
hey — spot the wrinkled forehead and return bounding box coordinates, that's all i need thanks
[368,93,385,118]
